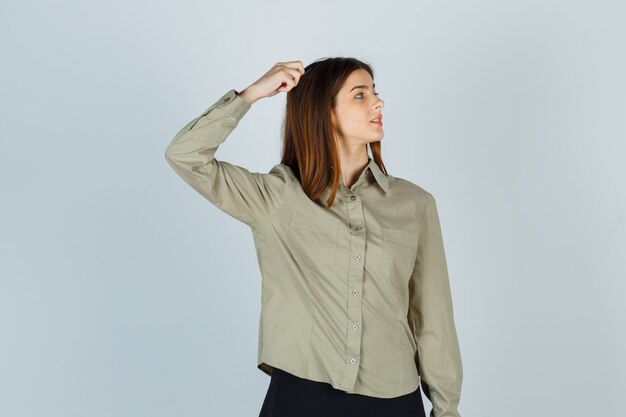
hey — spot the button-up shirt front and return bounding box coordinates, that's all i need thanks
[165,89,463,416]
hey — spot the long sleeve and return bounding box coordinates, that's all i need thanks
[407,193,463,417]
[164,89,293,228]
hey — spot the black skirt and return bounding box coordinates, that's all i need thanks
[258,367,426,417]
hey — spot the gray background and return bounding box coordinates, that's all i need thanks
[1,1,624,416]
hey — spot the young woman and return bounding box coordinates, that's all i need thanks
[165,57,463,417]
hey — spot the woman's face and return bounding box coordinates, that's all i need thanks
[331,68,385,149]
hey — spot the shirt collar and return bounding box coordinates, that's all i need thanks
[365,157,389,193]
[329,156,389,194]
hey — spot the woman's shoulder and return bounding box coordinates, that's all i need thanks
[268,163,298,185]
[386,172,434,202]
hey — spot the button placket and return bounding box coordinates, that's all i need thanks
[339,190,366,390]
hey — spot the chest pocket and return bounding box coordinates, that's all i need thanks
[287,211,340,271]
[380,227,419,287]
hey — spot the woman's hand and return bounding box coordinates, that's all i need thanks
[238,61,305,104]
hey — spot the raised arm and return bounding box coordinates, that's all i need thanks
[164,61,305,229]
[407,193,463,417]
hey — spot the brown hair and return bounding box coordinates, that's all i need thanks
[280,57,388,208]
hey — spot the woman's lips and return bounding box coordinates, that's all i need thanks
[370,120,383,126]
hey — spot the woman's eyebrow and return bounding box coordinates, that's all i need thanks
[349,83,376,92]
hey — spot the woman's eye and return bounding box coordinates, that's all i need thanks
[355,92,379,99]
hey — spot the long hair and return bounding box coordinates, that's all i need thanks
[280,57,388,208]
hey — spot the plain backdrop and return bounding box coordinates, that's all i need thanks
[1,1,625,416]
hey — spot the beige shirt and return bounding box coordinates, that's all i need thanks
[164,89,463,415]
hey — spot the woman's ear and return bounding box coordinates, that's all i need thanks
[330,109,340,135]
[329,122,337,141]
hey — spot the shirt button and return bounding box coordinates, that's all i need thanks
[350,195,357,201]
[352,324,358,331]
[355,254,361,261]
[350,358,357,365]
[352,290,358,296]
[224,96,231,102]
[354,225,362,231]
